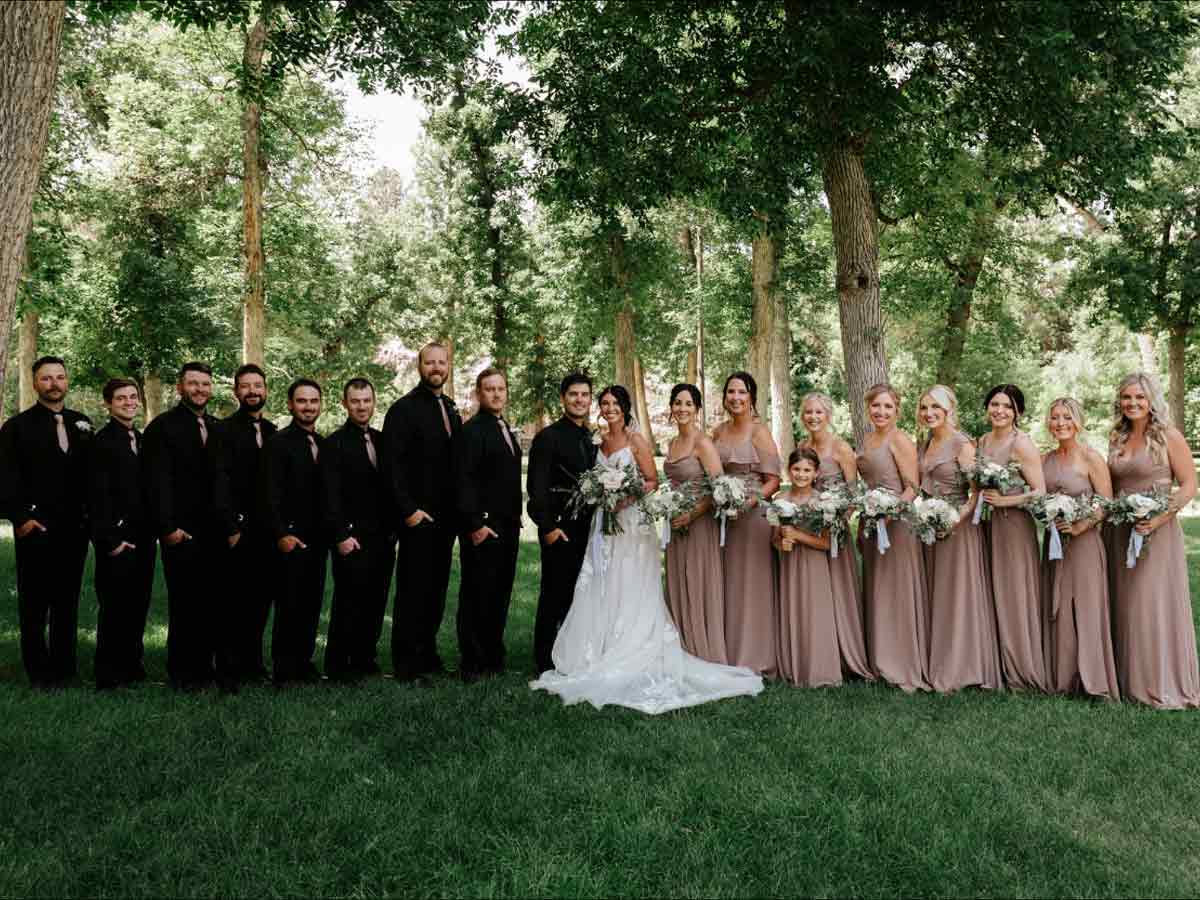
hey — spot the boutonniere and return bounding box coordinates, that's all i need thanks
[590,430,603,446]
[75,420,92,433]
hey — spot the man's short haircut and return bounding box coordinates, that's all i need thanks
[418,341,449,364]
[475,367,507,392]
[234,363,266,388]
[288,378,322,401]
[559,371,592,397]
[32,355,66,375]
[343,377,375,399]
[178,361,213,381]
[102,377,140,403]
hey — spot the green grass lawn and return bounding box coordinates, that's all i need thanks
[2,525,1200,898]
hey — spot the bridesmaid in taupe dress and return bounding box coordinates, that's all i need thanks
[1107,373,1199,709]
[713,371,782,677]
[977,384,1048,692]
[798,392,872,681]
[857,383,930,692]
[1041,398,1118,701]
[917,385,1001,693]
[663,383,728,664]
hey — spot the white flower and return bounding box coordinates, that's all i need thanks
[598,468,626,491]
[591,431,603,445]
[75,420,92,432]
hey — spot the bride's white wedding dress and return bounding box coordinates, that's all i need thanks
[531,446,764,713]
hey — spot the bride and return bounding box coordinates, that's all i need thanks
[531,385,764,714]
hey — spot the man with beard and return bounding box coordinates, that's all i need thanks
[527,372,596,675]
[322,378,395,680]
[0,356,92,688]
[220,363,277,682]
[143,361,230,691]
[88,378,155,690]
[260,379,328,684]
[383,342,462,680]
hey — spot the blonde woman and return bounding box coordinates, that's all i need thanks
[856,384,930,692]
[1041,398,1118,701]
[917,385,1001,693]
[1107,373,1199,708]
[798,392,872,681]
[978,383,1048,692]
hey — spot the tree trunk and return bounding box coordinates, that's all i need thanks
[1135,333,1158,374]
[747,220,776,416]
[442,333,456,402]
[685,349,697,384]
[531,331,547,431]
[935,205,999,386]
[610,231,636,389]
[0,1,64,415]
[144,372,164,422]
[693,225,706,430]
[17,306,38,413]
[633,356,654,447]
[822,140,888,444]
[240,7,269,367]
[1168,324,1188,435]
[770,289,794,459]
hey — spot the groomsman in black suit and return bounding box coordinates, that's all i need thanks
[455,367,522,681]
[143,361,230,691]
[322,377,396,680]
[527,372,596,674]
[260,379,328,684]
[220,363,277,681]
[384,341,462,680]
[88,378,156,689]
[0,355,92,687]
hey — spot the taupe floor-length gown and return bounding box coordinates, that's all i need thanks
[857,441,930,692]
[717,436,780,677]
[1040,453,1119,701]
[979,430,1048,692]
[664,454,728,664]
[1109,446,1200,709]
[919,432,1002,692]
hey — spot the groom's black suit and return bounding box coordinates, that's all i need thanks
[526,415,597,673]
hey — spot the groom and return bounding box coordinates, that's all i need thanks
[527,372,597,674]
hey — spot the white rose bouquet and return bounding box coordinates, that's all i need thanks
[771,485,855,557]
[852,485,908,555]
[564,461,646,535]
[905,495,960,546]
[705,473,756,547]
[1024,493,1100,561]
[1102,489,1172,568]
[964,458,1027,523]
[638,481,703,547]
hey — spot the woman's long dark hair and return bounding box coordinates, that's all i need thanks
[598,384,633,426]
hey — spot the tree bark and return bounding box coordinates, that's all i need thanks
[1168,324,1188,435]
[770,288,794,459]
[633,356,654,446]
[822,140,888,444]
[611,231,636,390]
[143,372,164,422]
[678,222,707,427]
[747,220,776,417]
[17,306,38,413]
[1135,333,1158,374]
[0,1,64,415]
[240,6,270,367]
[935,204,999,387]
[685,349,697,385]
[442,333,456,402]
[531,331,547,431]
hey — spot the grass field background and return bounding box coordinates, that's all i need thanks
[2,523,1200,897]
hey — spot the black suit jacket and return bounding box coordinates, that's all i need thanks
[0,402,92,532]
[526,416,597,538]
[260,423,326,544]
[456,411,523,533]
[219,408,277,535]
[382,384,462,523]
[143,403,228,539]
[88,419,149,552]
[322,420,393,544]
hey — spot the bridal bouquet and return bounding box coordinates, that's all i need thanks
[1025,492,1100,561]
[638,481,703,547]
[1102,489,1172,569]
[565,461,645,535]
[905,494,960,546]
[852,485,908,555]
[705,473,756,547]
[964,459,1027,523]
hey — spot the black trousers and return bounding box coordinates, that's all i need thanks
[272,542,328,681]
[457,522,520,675]
[326,534,396,677]
[533,524,589,674]
[226,529,274,678]
[391,518,456,677]
[161,534,226,687]
[92,535,155,687]
[13,527,88,685]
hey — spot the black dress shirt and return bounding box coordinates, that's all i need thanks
[526,415,597,537]
[322,419,392,544]
[88,419,148,553]
[143,403,228,539]
[219,408,277,534]
[456,411,523,533]
[0,402,92,531]
[382,384,462,523]
[260,423,326,544]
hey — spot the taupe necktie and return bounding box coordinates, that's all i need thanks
[54,414,68,453]
[498,417,515,456]
[307,433,318,462]
[253,420,263,449]
[129,429,138,456]
[197,416,208,447]
[438,398,451,437]
[364,430,378,469]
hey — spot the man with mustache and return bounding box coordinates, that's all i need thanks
[220,363,277,683]
[0,355,92,688]
[383,342,462,681]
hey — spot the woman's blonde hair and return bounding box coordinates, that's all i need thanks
[1109,372,1171,464]
[1045,397,1086,441]
[917,384,959,438]
[800,392,835,431]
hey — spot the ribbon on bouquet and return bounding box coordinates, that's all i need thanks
[875,519,891,555]
[1126,530,1144,569]
[972,493,986,525]
[830,531,839,559]
[1047,523,1064,562]
[719,511,729,547]
[660,517,671,550]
